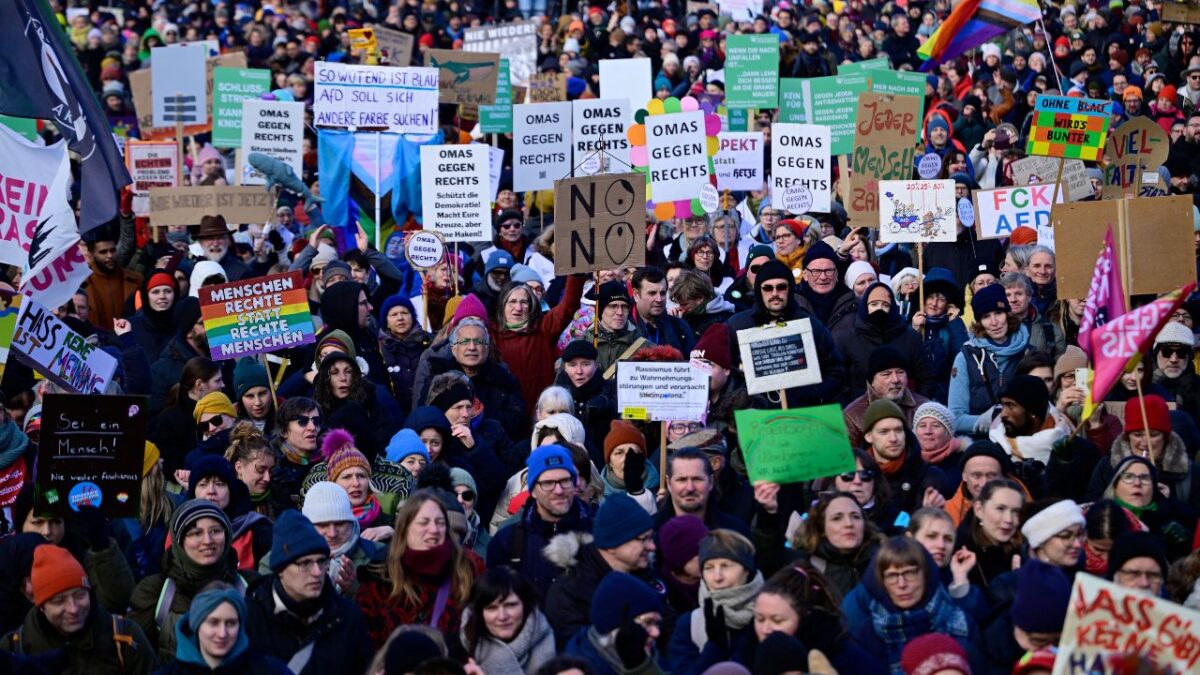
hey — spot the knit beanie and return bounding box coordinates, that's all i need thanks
[1013,648,1057,675]
[143,441,161,477]
[232,357,270,399]
[319,428,356,462]
[563,339,599,362]
[802,241,837,267]
[171,499,231,544]
[314,329,357,364]
[271,509,331,572]
[1021,500,1085,550]
[691,323,732,371]
[192,391,236,423]
[604,420,647,464]
[970,283,1011,318]
[698,530,756,576]
[1010,559,1071,634]
[326,445,371,482]
[186,455,238,498]
[311,243,338,268]
[844,260,876,290]
[755,632,810,675]
[1153,320,1194,348]
[900,633,970,675]
[867,345,909,381]
[526,444,578,490]
[912,402,954,436]
[379,293,417,325]
[302,481,357,524]
[659,515,708,572]
[511,264,542,286]
[1053,345,1087,382]
[451,294,488,326]
[589,572,663,634]
[596,280,632,315]
[959,440,1014,477]
[322,261,352,286]
[593,493,654,548]
[31,545,89,607]
[146,271,174,293]
[862,399,905,434]
[1124,395,1171,435]
[1009,226,1038,246]
[385,428,430,464]
[449,467,477,495]
[1105,531,1168,581]
[926,115,950,136]
[746,244,774,263]
[1001,375,1050,420]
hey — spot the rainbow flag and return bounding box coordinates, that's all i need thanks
[918,0,1041,70]
[199,271,316,361]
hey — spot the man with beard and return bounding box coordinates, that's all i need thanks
[593,280,647,377]
[83,223,141,331]
[632,266,694,355]
[1152,321,1200,421]
[193,215,249,281]
[1001,272,1065,360]
[843,347,930,448]
[859,399,948,514]
[655,448,747,533]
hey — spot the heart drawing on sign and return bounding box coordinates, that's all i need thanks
[604,221,636,265]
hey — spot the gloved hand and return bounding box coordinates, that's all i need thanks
[973,407,996,435]
[614,619,650,669]
[72,506,112,551]
[703,598,729,651]
[796,608,842,653]
[625,451,646,495]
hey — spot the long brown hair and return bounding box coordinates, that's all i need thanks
[794,491,882,554]
[385,490,475,606]
[968,478,1026,549]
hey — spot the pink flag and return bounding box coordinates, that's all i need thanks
[1077,225,1126,357]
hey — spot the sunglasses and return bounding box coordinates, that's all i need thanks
[294,414,323,428]
[838,469,876,482]
[1160,346,1192,359]
[749,263,763,275]
[457,490,476,502]
[198,414,226,431]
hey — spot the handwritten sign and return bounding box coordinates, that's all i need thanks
[974,183,1064,241]
[199,271,315,360]
[1102,116,1169,199]
[0,290,21,378]
[11,301,117,393]
[715,131,764,190]
[617,362,710,422]
[126,141,179,215]
[1012,156,1092,202]
[553,173,646,274]
[373,25,414,66]
[420,144,491,242]
[463,21,538,86]
[736,318,822,395]
[147,186,274,227]
[735,405,855,483]
[1027,94,1113,162]
[849,93,921,227]
[313,63,439,134]
[771,123,831,213]
[426,49,499,106]
[880,180,956,243]
[528,72,567,103]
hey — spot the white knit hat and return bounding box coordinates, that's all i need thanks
[302,481,356,525]
[1154,321,1195,348]
[844,260,876,291]
[1021,500,1085,550]
[913,402,955,434]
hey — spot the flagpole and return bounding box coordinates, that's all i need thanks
[375,132,382,252]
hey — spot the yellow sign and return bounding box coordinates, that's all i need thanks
[348,28,379,64]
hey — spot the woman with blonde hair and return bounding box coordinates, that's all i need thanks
[116,441,176,579]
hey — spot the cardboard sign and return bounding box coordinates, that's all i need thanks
[420,144,491,242]
[147,186,275,227]
[849,93,922,227]
[1027,94,1113,162]
[715,131,764,191]
[313,63,439,134]
[1052,573,1200,675]
[130,51,247,140]
[513,102,572,192]
[480,59,513,134]
[1102,116,1170,199]
[199,271,315,360]
[11,301,117,393]
[238,100,304,186]
[211,67,271,148]
[426,49,499,106]
[779,74,869,156]
[528,72,567,103]
[771,123,832,213]
[1012,156,1092,202]
[869,70,929,128]
[736,318,822,395]
[553,173,647,274]
[735,406,856,484]
[1162,2,1200,23]
[463,21,538,86]
[151,44,208,126]
[126,141,179,216]
[599,58,653,107]
[373,25,414,66]
[645,110,712,203]
[973,183,1064,240]
[617,362,709,422]
[724,34,779,109]
[572,99,632,176]
[879,180,957,243]
[35,394,147,518]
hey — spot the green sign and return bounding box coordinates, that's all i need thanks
[726,106,750,132]
[480,59,512,134]
[871,70,929,130]
[778,74,869,155]
[735,405,856,484]
[212,67,271,148]
[0,115,38,141]
[838,57,889,75]
[725,34,779,109]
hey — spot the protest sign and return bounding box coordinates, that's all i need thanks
[528,72,567,103]
[645,110,713,203]
[488,145,504,201]
[373,26,414,66]
[779,74,869,155]
[131,51,247,140]
[199,271,315,360]
[771,123,832,213]
[35,394,147,519]
[838,57,890,74]
[869,70,929,127]
[973,183,1064,241]
[849,93,921,227]
[1027,94,1113,162]
[572,99,632,176]
[879,180,957,243]
[724,35,779,109]
[151,44,208,126]
[599,59,654,107]
[1012,156,1092,202]
[0,126,79,283]
[480,59,513,134]
[1053,573,1200,675]
[617,362,709,422]
[405,230,446,270]
[125,141,179,216]
[736,318,822,395]
[238,100,304,186]
[1163,2,1200,23]
[553,173,647,274]
[718,0,765,22]
[0,290,20,379]
[313,63,439,134]
[464,21,538,85]
[19,247,92,312]
[420,144,491,242]
[211,67,270,148]
[347,28,378,62]
[735,406,856,484]
[11,300,117,393]
[513,102,572,192]
[715,132,764,191]
[1102,116,1169,199]
[148,186,275,227]
[426,49,499,106]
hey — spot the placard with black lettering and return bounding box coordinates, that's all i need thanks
[420,144,491,242]
[736,318,822,395]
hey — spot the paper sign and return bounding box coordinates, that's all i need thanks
[1162,2,1200,23]
[553,173,647,275]
[782,186,813,214]
[879,180,957,243]
[528,72,567,103]
[699,184,720,213]
[771,123,831,213]
[405,231,446,270]
[715,132,764,191]
[488,145,504,201]
[313,63,439,134]
[426,49,499,106]
[513,102,572,192]
[957,197,975,227]
[480,59,513,134]
[573,99,632,175]
[11,300,117,393]
[239,100,304,186]
[849,93,921,227]
[599,58,653,107]
[917,153,943,179]
[420,144,491,242]
[131,51,247,140]
[464,21,538,86]
[151,44,208,127]
[973,183,1064,240]
[126,141,179,216]
[718,0,765,22]
[735,405,856,484]
[1026,94,1113,162]
[736,318,822,395]
[1012,156,1092,202]
[211,67,270,148]
[147,186,275,227]
[779,74,869,156]
[199,271,316,360]
[645,110,712,203]
[617,362,710,422]
[19,247,92,312]
[724,34,779,109]
[35,394,147,518]
[373,25,414,66]
[1102,116,1170,199]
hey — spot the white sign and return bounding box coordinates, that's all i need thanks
[420,144,491,242]
[11,300,117,393]
[313,63,439,134]
[488,145,504,201]
[0,127,79,283]
[1012,156,1091,202]
[20,247,92,311]
[718,0,765,22]
[973,183,1064,242]
[617,362,710,422]
[126,141,179,216]
[736,319,822,395]
[599,59,653,108]
[239,100,304,186]
[699,184,720,213]
[771,123,831,213]
[879,179,957,243]
[572,99,632,176]
[646,110,711,203]
[151,44,208,127]
[715,131,764,191]
[917,152,943,179]
[782,186,813,214]
[464,21,538,86]
[513,102,572,192]
[405,230,446,270]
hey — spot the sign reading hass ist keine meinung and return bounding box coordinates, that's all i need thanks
[199,271,315,360]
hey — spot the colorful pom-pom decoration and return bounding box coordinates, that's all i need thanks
[625,96,721,219]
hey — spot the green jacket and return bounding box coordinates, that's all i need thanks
[1,599,156,674]
[596,325,646,378]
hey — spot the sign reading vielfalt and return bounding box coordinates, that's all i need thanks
[199,271,316,360]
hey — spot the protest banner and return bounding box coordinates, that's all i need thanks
[715,131,764,191]
[35,394,148,519]
[644,109,713,203]
[724,34,779,109]
[735,406,856,484]
[973,183,1064,243]
[1053,573,1200,675]
[838,57,890,74]
[404,230,446,270]
[480,59,513,134]
[11,300,117,393]
[1012,156,1092,202]
[513,102,572,192]
[553,173,647,274]
[420,144,491,242]
[373,25,414,66]
[687,1,719,13]
[849,93,921,227]
[238,100,304,186]
[572,99,632,176]
[869,70,929,127]
[463,21,537,85]
[1163,1,1200,23]
[426,49,499,106]
[125,140,179,216]
[211,67,270,148]
[19,247,92,312]
[599,59,654,107]
[736,318,822,395]
[130,51,247,140]
[199,271,315,360]
[488,145,504,201]
[151,44,208,126]
[1102,116,1169,199]
[879,180,957,243]
[347,28,379,62]
[313,63,439,134]
[0,290,20,379]
[771,123,832,213]
[616,362,709,422]
[528,72,567,103]
[0,126,79,283]
[147,186,275,227]
[779,74,869,155]
[1026,94,1113,162]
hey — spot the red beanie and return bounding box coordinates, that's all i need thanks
[778,218,808,238]
[1124,395,1171,435]
[900,633,970,675]
[32,545,89,607]
[1159,84,1177,102]
[604,419,646,464]
[691,323,732,371]
[147,271,174,292]
[1009,226,1038,246]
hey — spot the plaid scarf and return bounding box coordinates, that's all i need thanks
[868,584,970,674]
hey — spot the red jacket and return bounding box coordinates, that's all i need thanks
[492,275,585,413]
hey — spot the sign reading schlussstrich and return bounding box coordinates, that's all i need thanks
[420,144,491,242]
[239,100,304,186]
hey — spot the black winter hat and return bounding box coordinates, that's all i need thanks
[596,280,631,315]
[959,440,1014,478]
[1001,374,1050,421]
[562,339,598,362]
[802,240,838,267]
[867,345,909,381]
[754,259,793,294]
[755,632,810,675]
[1105,531,1168,581]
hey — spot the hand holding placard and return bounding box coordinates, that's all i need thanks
[735,406,856,484]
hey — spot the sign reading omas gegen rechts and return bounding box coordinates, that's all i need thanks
[420,144,491,242]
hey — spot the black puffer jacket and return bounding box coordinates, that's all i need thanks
[427,357,527,442]
[243,575,373,675]
[832,282,936,401]
[379,327,432,418]
[553,369,618,466]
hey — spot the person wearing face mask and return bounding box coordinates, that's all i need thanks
[835,283,935,402]
[128,270,180,362]
[1151,321,1200,421]
[562,572,666,675]
[948,284,1030,437]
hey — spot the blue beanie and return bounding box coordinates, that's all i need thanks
[379,293,417,325]
[970,283,1011,319]
[385,428,430,464]
[485,250,515,274]
[927,115,949,135]
[592,493,654,549]
[270,509,330,572]
[177,587,249,667]
[232,357,269,399]
[526,444,578,490]
[590,572,662,634]
[1011,560,1071,634]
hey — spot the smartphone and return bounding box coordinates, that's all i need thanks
[1074,368,1089,389]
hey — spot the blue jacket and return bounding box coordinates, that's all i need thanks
[948,325,1030,434]
[487,498,594,598]
[665,608,755,674]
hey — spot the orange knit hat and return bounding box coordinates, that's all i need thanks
[603,420,647,465]
[1009,226,1038,246]
[32,545,88,607]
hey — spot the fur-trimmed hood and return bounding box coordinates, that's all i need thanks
[1108,432,1191,477]
[542,531,594,569]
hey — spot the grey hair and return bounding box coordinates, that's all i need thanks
[999,271,1034,296]
[1005,244,1036,271]
[450,317,490,345]
[536,386,575,416]
[1028,245,1055,262]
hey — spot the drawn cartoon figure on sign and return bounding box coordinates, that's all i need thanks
[878,179,957,243]
[430,55,495,84]
[883,192,953,239]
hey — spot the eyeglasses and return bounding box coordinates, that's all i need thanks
[1159,345,1192,359]
[198,414,226,431]
[293,556,331,573]
[1118,472,1153,485]
[882,567,921,585]
[456,489,476,502]
[693,248,715,257]
[455,338,487,347]
[773,232,796,241]
[294,415,322,428]
[669,422,704,434]
[838,469,876,482]
[1052,527,1085,541]
[1116,568,1162,582]
[185,526,226,542]
[806,267,837,277]
[535,477,575,492]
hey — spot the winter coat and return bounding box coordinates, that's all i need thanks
[378,327,432,418]
[877,442,951,515]
[792,539,879,600]
[493,274,585,414]
[152,650,288,675]
[1021,306,1066,361]
[355,550,485,648]
[243,575,373,675]
[1088,433,1200,511]
[317,281,389,389]
[1,597,157,675]
[634,312,696,358]
[564,627,664,675]
[149,336,203,414]
[150,396,198,477]
[86,263,142,331]
[922,230,1003,294]
[794,283,858,335]
[843,388,931,449]
[554,369,619,466]
[462,607,556,674]
[596,324,647,377]
[665,571,764,674]
[919,315,969,404]
[488,498,594,598]
[128,550,246,662]
[948,325,1031,435]
[426,356,527,442]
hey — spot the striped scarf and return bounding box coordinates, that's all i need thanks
[868,584,970,674]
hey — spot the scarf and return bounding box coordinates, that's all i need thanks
[921,437,961,466]
[353,493,383,527]
[690,571,766,651]
[878,454,906,475]
[777,247,806,272]
[1114,496,1157,518]
[401,539,453,577]
[1082,541,1109,576]
[464,607,556,673]
[497,236,526,261]
[281,443,310,467]
[0,422,29,468]
[273,575,324,619]
[504,318,530,331]
[799,283,839,324]
[868,585,970,674]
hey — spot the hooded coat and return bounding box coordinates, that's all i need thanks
[128,274,180,364]
[317,282,388,389]
[834,282,937,401]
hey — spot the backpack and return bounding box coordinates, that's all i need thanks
[11,615,136,671]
